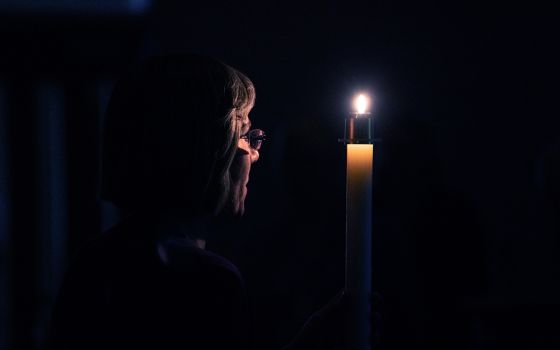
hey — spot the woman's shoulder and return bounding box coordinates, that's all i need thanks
[68,218,245,293]
[157,238,244,287]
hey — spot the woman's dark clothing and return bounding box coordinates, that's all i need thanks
[50,218,249,350]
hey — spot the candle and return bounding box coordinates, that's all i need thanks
[344,94,373,350]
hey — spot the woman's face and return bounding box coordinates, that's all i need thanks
[229,115,260,216]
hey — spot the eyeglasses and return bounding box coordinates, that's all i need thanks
[240,129,266,150]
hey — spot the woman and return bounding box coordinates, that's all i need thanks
[50,54,344,350]
[50,54,265,350]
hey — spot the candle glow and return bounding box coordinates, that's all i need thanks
[354,94,370,114]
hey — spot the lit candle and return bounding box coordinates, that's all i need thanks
[343,94,373,349]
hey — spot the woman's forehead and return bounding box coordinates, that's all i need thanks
[237,109,251,125]
[240,118,251,134]
[237,105,252,130]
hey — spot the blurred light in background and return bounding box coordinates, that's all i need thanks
[0,0,151,15]
[0,81,10,350]
[35,81,68,346]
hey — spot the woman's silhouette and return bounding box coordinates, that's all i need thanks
[50,53,347,350]
[50,54,265,350]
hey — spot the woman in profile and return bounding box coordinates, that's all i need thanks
[50,54,342,350]
[51,54,261,349]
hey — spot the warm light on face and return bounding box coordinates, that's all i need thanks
[354,94,370,114]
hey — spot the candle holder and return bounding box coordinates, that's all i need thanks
[340,112,374,145]
[339,93,375,145]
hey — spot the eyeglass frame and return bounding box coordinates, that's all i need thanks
[240,129,266,151]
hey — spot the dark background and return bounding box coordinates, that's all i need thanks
[1,1,559,349]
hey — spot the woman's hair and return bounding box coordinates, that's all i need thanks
[100,54,255,216]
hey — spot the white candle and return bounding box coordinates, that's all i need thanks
[345,94,373,350]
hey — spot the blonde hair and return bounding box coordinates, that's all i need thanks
[101,54,255,217]
[213,68,256,214]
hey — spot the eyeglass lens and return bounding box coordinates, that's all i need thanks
[245,129,265,150]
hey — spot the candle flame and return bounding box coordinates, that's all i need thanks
[354,94,370,114]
